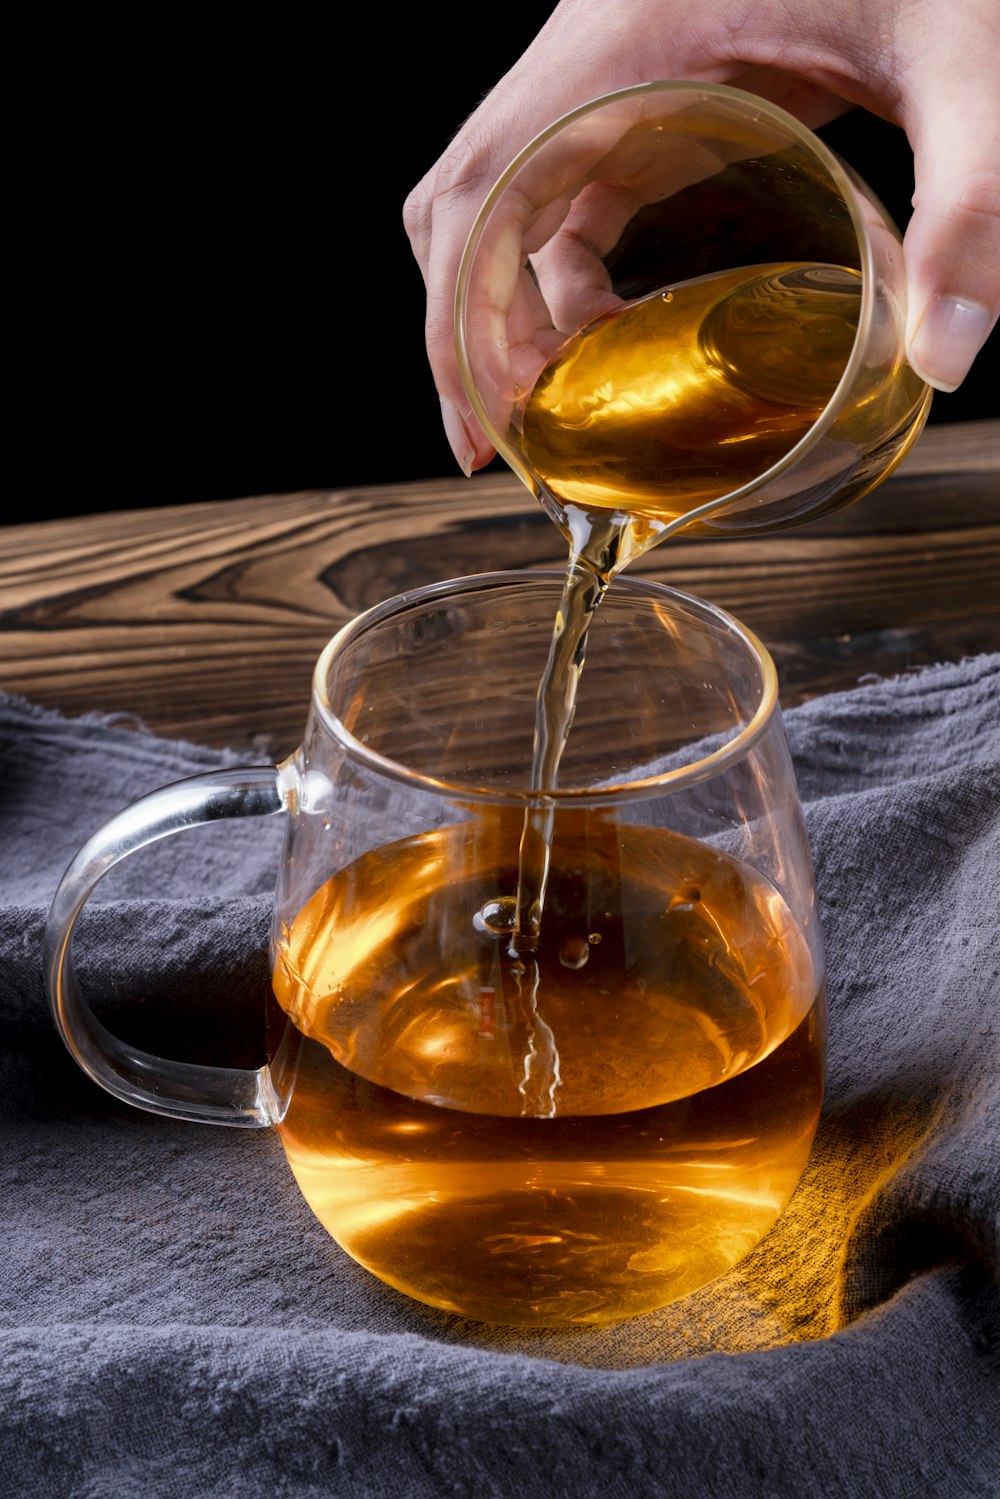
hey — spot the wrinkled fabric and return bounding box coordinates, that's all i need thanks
[1,658,998,1498]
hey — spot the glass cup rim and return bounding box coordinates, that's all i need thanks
[311,569,779,807]
[454,78,881,525]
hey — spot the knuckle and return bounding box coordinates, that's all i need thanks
[409,113,528,224]
[950,170,1000,225]
[402,177,433,238]
[432,134,504,212]
[914,167,1000,226]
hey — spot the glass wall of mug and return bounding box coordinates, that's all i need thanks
[46,572,827,1327]
[455,81,931,554]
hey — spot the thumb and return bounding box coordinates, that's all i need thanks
[902,69,1000,392]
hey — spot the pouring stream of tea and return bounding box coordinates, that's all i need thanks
[493,260,861,1112]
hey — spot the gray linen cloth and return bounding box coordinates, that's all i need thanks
[1,657,998,1498]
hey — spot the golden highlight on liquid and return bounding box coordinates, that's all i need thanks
[519,261,862,523]
[273,816,825,1325]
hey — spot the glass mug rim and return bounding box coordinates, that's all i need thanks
[311,569,779,807]
[454,78,885,521]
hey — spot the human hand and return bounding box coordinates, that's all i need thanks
[404,0,999,475]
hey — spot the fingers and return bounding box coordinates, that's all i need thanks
[404,136,501,474]
[413,80,818,478]
[528,112,797,328]
[404,78,649,475]
[900,7,1000,391]
[402,0,654,476]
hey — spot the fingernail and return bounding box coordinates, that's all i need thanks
[440,400,476,478]
[908,295,995,393]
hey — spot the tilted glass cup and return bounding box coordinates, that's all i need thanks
[46,571,826,1326]
[456,80,932,569]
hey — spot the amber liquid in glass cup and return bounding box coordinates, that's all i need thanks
[456,81,932,563]
[271,816,825,1326]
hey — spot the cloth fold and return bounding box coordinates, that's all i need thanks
[1,659,998,1498]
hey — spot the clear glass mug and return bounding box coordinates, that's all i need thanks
[45,571,826,1327]
[456,80,932,567]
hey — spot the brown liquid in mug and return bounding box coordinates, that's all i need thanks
[273,817,825,1325]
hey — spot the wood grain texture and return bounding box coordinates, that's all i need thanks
[3,420,998,755]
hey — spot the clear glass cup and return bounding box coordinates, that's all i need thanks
[455,80,932,567]
[46,571,826,1326]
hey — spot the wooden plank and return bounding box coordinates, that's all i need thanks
[2,421,997,753]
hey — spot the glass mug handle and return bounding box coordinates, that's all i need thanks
[44,766,286,1128]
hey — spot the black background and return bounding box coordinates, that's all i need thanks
[24,17,996,523]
